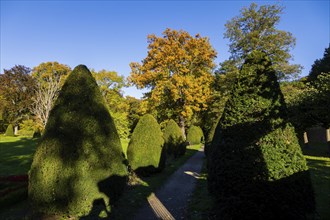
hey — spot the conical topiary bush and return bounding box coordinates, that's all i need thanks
[163,119,186,157]
[204,116,220,157]
[186,125,204,145]
[207,51,315,219]
[127,114,164,175]
[5,124,14,136]
[29,65,127,217]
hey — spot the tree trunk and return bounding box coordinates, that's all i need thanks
[303,131,309,148]
[179,115,186,140]
[14,125,19,136]
[326,128,330,155]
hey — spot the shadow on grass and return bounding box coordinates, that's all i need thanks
[0,137,39,176]
[301,142,330,158]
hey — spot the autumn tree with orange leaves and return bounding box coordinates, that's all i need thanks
[130,28,217,138]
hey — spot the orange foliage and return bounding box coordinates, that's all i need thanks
[129,28,217,122]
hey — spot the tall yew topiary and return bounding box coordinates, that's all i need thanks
[5,124,14,136]
[186,125,204,145]
[29,65,127,218]
[127,114,164,175]
[163,119,186,157]
[208,51,315,219]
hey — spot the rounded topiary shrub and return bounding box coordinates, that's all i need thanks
[207,51,315,219]
[186,125,204,145]
[29,65,127,218]
[163,119,186,157]
[5,124,14,136]
[127,114,164,175]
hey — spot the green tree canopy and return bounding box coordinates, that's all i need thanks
[308,45,330,82]
[224,3,301,79]
[0,65,36,126]
[92,69,130,138]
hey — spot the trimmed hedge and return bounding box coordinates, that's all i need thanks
[207,51,315,219]
[163,119,186,157]
[204,117,220,157]
[5,124,14,136]
[127,114,165,175]
[29,65,127,218]
[186,125,204,145]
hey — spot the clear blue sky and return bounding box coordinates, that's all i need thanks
[1,0,329,98]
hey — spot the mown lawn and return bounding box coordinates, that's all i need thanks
[188,143,330,220]
[0,136,39,176]
[0,135,202,219]
[0,136,131,176]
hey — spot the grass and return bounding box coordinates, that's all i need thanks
[303,143,330,219]
[0,136,131,176]
[188,143,330,220]
[0,135,202,219]
[187,159,216,220]
[0,136,39,176]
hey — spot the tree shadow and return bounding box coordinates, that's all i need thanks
[209,117,316,219]
[0,137,39,176]
[79,175,127,219]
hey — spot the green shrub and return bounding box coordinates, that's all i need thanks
[19,119,37,136]
[163,119,186,157]
[32,129,41,138]
[127,114,164,175]
[5,124,14,136]
[204,117,220,157]
[29,65,127,218]
[207,51,315,219]
[187,125,204,145]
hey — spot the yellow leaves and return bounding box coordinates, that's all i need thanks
[130,28,217,121]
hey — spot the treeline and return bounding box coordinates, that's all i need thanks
[0,3,329,141]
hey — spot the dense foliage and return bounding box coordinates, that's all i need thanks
[92,69,130,139]
[186,125,204,145]
[130,28,217,137]
[163,119,186,157]
[204,117,220,157]
[308,45,330,82]
[5,124,14,136]
[29,65,127,217]
[0,65,36,127]
[127,114,165,175]
[224,3,301,79]
[207,51,315,219]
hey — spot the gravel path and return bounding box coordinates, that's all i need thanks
[133,147,204,220]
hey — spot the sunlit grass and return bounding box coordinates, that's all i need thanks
[0,136,130,176]
[0,136,38,176]
[305,154,330,219]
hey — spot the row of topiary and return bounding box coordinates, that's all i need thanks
[28,65,204,218]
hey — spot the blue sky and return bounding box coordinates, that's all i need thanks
[1,0,329,98]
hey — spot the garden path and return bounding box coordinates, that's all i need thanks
[133,147,204,220]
